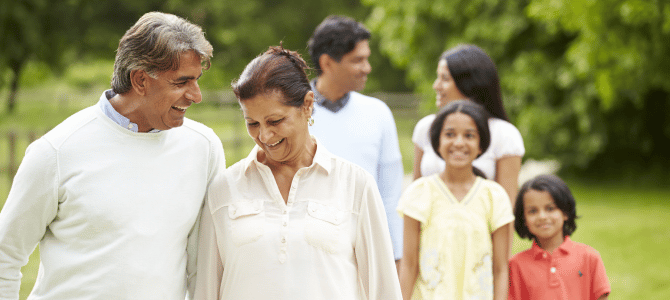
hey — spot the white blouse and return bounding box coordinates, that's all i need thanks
[413,115,525,180]
[194,139,402,300]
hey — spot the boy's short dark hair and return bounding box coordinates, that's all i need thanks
[307,15,371,76]
[514,174,579,240]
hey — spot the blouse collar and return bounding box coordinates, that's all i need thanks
[242,136,332,175]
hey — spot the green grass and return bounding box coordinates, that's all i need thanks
[2,84,669,299]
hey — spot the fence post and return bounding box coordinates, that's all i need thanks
[29,131,37,143]
[8,131,17,179]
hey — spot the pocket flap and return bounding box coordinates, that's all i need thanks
[307,201,346,225]
[228,201,264,219]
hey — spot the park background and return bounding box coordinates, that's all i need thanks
[1,0,669,298]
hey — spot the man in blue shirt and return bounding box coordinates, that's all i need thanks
[307,15,404,266]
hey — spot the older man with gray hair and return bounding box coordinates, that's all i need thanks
[0,12,225,300]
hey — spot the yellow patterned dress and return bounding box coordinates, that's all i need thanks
[397,175,514,299]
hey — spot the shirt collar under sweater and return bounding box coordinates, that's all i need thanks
[310,79,350,113]
[98,89,161,133]
[242,136,332,175]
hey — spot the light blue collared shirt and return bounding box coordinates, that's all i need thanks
[98,90,160,133]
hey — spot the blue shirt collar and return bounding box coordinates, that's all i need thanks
[310,79,349,113]
[98,90,160,133]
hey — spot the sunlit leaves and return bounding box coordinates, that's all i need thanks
[364,0,670,168]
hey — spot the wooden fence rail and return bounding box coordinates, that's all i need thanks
[1,130,40,181]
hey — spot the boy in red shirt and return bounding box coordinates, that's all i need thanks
[509,174,610,300]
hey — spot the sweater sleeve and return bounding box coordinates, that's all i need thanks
[376,106,404,260]
[0,138,59,299]
[355,174,402,300]
[188,130,225,299]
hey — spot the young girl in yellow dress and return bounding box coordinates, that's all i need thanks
[398,100,514,300]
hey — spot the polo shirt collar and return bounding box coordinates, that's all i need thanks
[531,236,573,259]
[242,136,332,175]
[310,79,350,113]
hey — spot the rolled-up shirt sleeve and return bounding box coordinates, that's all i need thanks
[354,175,402,300]
[193,177,224,300]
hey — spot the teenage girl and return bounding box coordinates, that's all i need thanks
[509,174,611,300]
[398,100,514,300]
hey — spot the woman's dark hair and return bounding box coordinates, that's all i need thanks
[308,15,371,76]
[429,100,491,178]
[514,174,579,240]
[232,45,311,108]
[440,44,508,121]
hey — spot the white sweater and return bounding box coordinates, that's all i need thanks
[0,98,225,300]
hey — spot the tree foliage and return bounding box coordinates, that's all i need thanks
[363,0,670,171]
[0,0,83,112]
[0,0,410,112]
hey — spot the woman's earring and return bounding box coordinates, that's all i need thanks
[308,117,314,126]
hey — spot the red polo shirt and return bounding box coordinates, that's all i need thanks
[509,237,611,300]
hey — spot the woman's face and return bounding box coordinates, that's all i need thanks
[240,91,314,165]
[433,59,466,108]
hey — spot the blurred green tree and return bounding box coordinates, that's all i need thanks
[0,0,82,112]
[190,0,410,92]
[362,0,670,171]
[0,0,410,113]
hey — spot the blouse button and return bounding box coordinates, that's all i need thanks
[281,237,286,243]
[550,267,556,273]
[542,253,547,258]
[283,221,288,227]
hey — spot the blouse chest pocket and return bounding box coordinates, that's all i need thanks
[227,201,265,247]
[304,201,349,254]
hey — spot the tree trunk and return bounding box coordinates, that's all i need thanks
[7,59,24,113]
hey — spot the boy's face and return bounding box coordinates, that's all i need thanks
[523,189,568,250]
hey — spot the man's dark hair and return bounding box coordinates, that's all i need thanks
[308,15,370,76]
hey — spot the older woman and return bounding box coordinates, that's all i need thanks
[194,46,401,300]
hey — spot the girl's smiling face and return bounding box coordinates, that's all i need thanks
[438,112,481,171]
[523,189,568,250]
